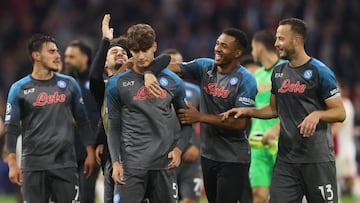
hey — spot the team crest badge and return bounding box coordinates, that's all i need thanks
[229,77,239,85]
[57,80,67,89]
[304,70,313,79]
[159,77,169,87]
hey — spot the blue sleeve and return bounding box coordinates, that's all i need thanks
[4,82,22,126]
[4,81,23,153]
[312,60,340,100]
[106,76,122,119]
[179,58,214,82]
[69,77,95,147]
[105,75,123,163]
[235,69,257,107]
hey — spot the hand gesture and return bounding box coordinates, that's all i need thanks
[220,107,248,121]
[298,111,320,137]
[145,72,163,97]
[102,14,114,40]
[112,162,126,185]
[168,147,182,169]
[178,101,201,124]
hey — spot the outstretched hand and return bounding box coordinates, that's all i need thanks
[178,101,201,124]
[102,14,114,40]
[220,107,248,121]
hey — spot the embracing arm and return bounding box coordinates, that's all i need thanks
[222,95,278,120]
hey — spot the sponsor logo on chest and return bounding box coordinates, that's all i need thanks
[33,91,66,106]
[203,83,229,98]
[278,79,306,93]
[133,86,167,101]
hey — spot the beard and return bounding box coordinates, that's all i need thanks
[113,63,123,71]
[280,47,296,61]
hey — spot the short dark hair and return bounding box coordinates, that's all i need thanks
[67,40,92,66]
[110,36,130,56]
[279,18,307,41]
[222,28,248,51]
[27,33,57,63]
[253,30,277,52]
[127,24,155,52]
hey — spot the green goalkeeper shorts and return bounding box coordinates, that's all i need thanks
[250,148,277,187]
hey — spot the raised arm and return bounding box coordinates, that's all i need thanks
[89,14,113,110]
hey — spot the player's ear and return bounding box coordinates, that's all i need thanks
[234,49,242,59]
[152,42,157,53]
[32,51,41,62]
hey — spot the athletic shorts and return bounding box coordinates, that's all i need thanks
[269,160,338,203]
[22,167,79,203]
[176,159,202,200]
[250,148,276,187]
[201,157,252,203]
[113,168,178,203]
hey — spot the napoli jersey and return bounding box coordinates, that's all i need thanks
[180,58,257,163]
[271,58,340,163]
[5,73,94,171]
[106,69,187,169]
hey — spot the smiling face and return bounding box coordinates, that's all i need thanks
[274,24,297,61]
[106,46,128,70]
[214,33,241,67]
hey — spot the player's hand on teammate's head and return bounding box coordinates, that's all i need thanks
[102,14,114,40]
[168,147,182,169]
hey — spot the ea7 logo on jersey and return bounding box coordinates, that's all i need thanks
[123,81,135,87]
[275,73,283,78]
[24,88,35,95]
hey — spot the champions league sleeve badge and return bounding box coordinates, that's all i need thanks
[57,80,67,89]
